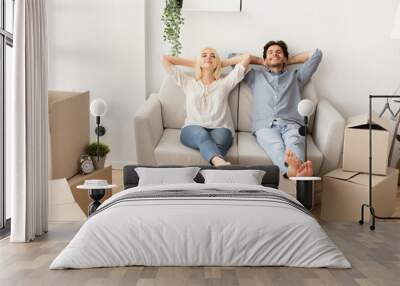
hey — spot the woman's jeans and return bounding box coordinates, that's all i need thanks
[180,125,233,164]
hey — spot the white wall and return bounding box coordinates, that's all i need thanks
[47,0,146,168]
[148,0,400,119]
[47,0,400,168]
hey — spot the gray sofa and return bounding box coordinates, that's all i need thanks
[134,71,345,195]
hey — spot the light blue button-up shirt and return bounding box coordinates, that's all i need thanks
[244,49,323,133]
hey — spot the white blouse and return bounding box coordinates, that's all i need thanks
[167,63,246,135]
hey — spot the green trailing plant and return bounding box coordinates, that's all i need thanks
[86,142,110,158]
[161,0,184,56]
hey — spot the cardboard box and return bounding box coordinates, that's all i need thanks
[342,112,390,175]
[69,165,113,217]
[48,90,90,179]
[321,168,398,222]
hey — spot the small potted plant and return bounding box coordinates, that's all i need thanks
[86,142,110,169]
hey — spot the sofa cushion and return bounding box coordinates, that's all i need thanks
[154,128,238,165]
[158,76,186,129]
[237,83,253,132]
[229,86,239,130]
[237,132,272,165]
[158,73,239,130]
[237,80,319,133]
[237,132,323,174]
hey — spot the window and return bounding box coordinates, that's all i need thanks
[0,0,14,234]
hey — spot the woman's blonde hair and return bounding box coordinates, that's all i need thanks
[194,47,222,80]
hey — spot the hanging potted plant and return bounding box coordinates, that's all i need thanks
[161,0,184,56]
[86,142,110,170]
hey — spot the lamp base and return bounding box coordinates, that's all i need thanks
[88,188,106,215]
[296,180,314,210]
[289,177,321,210]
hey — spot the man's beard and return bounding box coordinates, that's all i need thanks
[267,62,284,69]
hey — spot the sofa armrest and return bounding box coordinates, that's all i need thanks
[312,99,346,175]
[134,94,164,165]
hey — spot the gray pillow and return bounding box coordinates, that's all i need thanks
[135,167,201,186]
[200,169,266,185]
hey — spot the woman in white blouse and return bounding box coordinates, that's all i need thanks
[162,48,251,166]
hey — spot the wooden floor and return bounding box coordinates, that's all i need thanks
[1,221,400,286]
[0,170,399,286]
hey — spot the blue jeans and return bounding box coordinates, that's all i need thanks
[180,125,233,164]
[255,119,305,174]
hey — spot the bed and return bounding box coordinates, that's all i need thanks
[50,165,350,269]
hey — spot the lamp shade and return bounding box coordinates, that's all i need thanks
[90,99,107,117]
[298,99,315,117]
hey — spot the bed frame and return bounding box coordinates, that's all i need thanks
[123,165,280,189]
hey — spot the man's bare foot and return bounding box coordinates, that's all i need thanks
[211,156,231,167]
[296,161,314,177]
[285,149,301,177]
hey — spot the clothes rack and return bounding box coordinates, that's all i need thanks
[359,95,400,230]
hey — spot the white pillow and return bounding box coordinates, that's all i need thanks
[200,169,266,185]
[135,167,200,186]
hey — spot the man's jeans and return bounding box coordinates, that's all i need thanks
[255,119,305,174]
[180,125,233,164]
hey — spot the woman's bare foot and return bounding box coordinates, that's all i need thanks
[285,149,301,177]
[296,161,314,177]
[211,156,231,167]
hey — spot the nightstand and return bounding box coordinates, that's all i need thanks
[77,180,117,215]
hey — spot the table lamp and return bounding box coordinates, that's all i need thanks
[90,99,107,160]
[290,99,319,210]
[298,99,315,161]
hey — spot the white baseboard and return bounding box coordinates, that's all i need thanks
[48,203,86,223]
[105,160,138,170]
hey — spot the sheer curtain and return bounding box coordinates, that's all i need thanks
[10,0,49,242]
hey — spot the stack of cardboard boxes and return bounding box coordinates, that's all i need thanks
[321,112,399,222]
[48,91,113,221]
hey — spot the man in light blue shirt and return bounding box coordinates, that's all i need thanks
[245,41,322,177]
